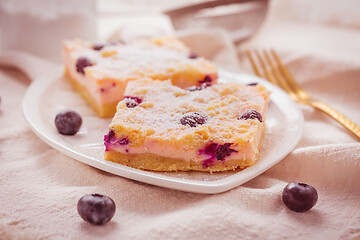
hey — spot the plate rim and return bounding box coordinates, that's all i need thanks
[22,66,304,194]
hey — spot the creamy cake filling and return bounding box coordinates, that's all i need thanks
[104,129,262,168]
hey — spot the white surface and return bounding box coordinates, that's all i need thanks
[22,67,303,194]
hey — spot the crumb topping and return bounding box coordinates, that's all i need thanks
[109,79,270,149]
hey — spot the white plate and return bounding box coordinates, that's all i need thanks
[22,67,303,194]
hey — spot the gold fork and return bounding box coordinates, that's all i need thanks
[246,49,360,140]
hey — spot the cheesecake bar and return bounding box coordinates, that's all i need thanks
[104,78,270,172]
[63,36,218,117]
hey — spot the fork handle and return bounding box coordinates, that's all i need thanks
[310,100,360,139]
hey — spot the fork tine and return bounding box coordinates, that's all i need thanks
[252,50,278,85]
[270,49,309,99]
[262,50,299,101]
[246,50,263,78]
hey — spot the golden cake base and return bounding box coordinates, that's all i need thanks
[104,151,256,172]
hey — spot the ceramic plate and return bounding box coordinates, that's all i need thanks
[22,67,303,194]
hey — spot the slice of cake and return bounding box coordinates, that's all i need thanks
[63,36,218,118]
[104,78,270,172]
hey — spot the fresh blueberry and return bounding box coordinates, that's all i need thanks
[55,110,82,135]
[282,182,318,212]
[188,52,198,59]
[186,83,211,92]
[124,96,142,108]
[93,43,105,51]
[239,109,263,122]
[76,57,93,74]
[180,112,207,127]
[77,194,116,225]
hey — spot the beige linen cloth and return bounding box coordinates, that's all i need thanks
[1,0,360,239]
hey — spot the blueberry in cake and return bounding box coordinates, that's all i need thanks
[104,78,270,172]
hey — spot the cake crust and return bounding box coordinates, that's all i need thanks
[105,151,256,172]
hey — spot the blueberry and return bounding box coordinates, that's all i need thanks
[118,137,129,145]
[247,82,258,86]
[55,110,82,135]
[215,143,237,160]
[200,143,218,158]
[124,96,142,108]
[76,57,93,74]
[104,130,115,151]
[199,75,212,84]
[200,142,237,161]
[186,83,211,92]
[93,43,105,51]
[180,112,207,127]
[188,52,198,59]
[239,109,263,122]
[105,129,115,141]
[77,194,116,225]
[199,142,237,168]
[104,130,129,151]
[282,182,318,212]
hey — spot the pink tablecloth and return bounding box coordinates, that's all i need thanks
[0,0,359,239]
